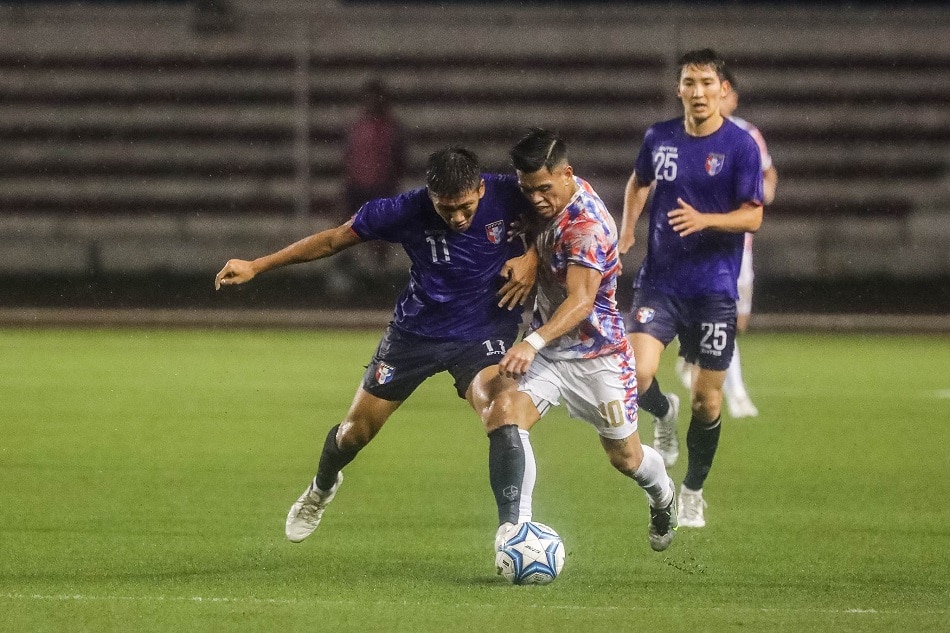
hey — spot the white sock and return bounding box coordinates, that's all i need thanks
[633,445,672,508]
[517,429,536,523]
[724,340,748,400]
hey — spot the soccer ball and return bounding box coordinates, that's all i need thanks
[496,521,565,585]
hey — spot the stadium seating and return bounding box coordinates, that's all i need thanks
[0,1,948,281]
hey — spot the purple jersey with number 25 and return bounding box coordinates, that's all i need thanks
[633,117,763,300]
[350,173,532,341]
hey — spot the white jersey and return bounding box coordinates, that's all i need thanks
[730,115,771,312]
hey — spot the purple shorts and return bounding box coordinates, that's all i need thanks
[627,289,737,371]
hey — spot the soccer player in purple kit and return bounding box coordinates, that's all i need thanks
[215,147,542,543]
[619,49,764,529]
[490,128,677,553]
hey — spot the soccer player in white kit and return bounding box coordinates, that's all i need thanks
[490,129,677,554]
[674,65,778,419]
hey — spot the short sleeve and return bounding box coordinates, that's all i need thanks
[633,127,657,185]
[734,133,764,206]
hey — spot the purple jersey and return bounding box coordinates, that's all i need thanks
[350,173,531,341]
[531,177,627,360]
[633,117,763,299]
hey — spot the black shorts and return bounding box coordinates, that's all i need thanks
[361,324,519,401]
[627,289,737,371]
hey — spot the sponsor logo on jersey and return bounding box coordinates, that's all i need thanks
[375,362,395,385]
[485,220,505,244]
[636,307,656,323]
[705,153,725,176]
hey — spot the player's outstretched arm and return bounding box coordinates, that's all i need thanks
[215,222,362,290]
[497,246,538,310]
[620,172,652,254]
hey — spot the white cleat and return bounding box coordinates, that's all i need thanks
[648,477,678,552]
[677,485,707,528]
[285,472,343,543]
[494,521,515,574]
[653,393,680,467]
[727,392,759,418]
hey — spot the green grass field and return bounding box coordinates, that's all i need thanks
[1,328,948,632]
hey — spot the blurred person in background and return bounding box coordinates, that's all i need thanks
[342,78,406,267]
[619,49,764,529]
[674,65,778,419]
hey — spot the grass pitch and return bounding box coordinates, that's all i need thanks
[1,328,948,632]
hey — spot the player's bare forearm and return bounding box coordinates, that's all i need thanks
[531,265,600,345]
[215,223,362,289]
[669,199,762,237]
[763,166,778,205]
[620,174,651,254]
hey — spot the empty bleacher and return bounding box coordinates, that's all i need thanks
[0,1,948,292]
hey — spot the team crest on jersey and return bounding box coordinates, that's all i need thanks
[485,220,505,244]
[636,307,656,323]
[375,362,395,385]
[705,153,725,176]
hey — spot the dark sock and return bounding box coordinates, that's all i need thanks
[314,424,360,491]
[488,425,525,525]
[639,378,670,418]
[683,416,722,491]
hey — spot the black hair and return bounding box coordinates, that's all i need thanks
[509,127,568,174]
[676,48,727,82]
[425,147,481,198]
[721,65,738,91]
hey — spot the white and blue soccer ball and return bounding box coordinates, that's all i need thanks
[496,521,565,585]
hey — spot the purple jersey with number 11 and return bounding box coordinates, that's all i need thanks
[350,173,531,341]
[633,117,763,300]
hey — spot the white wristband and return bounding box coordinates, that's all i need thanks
[523,332,545,352]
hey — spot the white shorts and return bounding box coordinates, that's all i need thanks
[518,352,638,441]
[737,235,754,316]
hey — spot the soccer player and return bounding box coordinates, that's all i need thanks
[619,49,764,528]
[215,147,542,543]
[489,128,677,553]
[674,65,779,419]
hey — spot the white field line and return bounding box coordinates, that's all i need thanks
[1,592,947,616]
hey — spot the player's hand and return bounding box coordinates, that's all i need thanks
[497,251,538,310]
[618,232,635,255]
[498,342,537,379]
[214,259,256,290]
[668,198,707,237]
[506,218,526,242]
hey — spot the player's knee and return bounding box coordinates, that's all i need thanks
[691,389,722,423]
[485,390,537,433]
[336,419,377,451]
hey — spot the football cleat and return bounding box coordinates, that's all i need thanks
[653,393,680,467]
[285,472,343,543]
[648,477,678,552]
[494,521,515,574]
[677,485,707,528]
[727,392,759,418]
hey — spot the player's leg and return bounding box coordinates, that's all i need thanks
[286,325,431,542]
[470,364,538,530]
[674,338,695,390]
[286,388,401,542]
[677,296,736,528]
[627,290,682,466]
[724,259,758,417]
[557,353,676,551]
